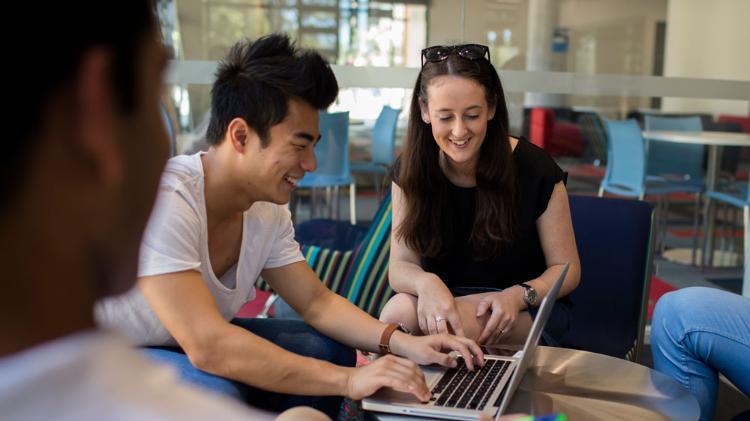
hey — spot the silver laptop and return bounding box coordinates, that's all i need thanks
[362,263,569,420]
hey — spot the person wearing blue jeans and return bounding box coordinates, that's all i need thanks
[651,287,750,421]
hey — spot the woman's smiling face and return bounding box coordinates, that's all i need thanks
[421,75,495,171]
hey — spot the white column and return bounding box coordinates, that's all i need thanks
[525,0,565,107]
[662,0,750,116]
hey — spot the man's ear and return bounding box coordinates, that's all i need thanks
[75,47,122,187]
[227,118,260,152]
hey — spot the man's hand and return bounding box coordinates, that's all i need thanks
[416,275,466,337]
[476,288,525,344]
[344,355,431,401]
[390,331,485,371]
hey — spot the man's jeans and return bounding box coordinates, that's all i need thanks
[651,287,750,421]
[144,318,356,418]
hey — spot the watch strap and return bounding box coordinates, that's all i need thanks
[379,323,401,355]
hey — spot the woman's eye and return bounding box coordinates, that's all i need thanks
[438,116,452,121]
[465,115,480,120]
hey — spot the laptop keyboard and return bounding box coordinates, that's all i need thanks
[430,358,511,410]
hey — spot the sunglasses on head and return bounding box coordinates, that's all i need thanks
[421,44,490,67]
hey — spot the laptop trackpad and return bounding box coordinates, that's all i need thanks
[369,387,425,404]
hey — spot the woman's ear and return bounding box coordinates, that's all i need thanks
[488,103,496,121]
[419,101,430,124]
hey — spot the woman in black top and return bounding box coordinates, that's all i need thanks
[380,44,580,346]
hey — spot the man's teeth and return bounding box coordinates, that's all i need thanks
[284,176,299,185]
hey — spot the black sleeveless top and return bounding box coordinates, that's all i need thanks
[391,138,565,290]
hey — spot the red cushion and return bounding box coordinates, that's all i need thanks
[530,108,553,149]
[235,289,273,318]
[718,115,750,133]
[529,108,584,157]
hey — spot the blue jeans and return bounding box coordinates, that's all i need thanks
[144,318,356,418]
[651,287,750,421]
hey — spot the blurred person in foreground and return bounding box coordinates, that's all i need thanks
[0,2,324,420]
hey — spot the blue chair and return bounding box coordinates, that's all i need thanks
[297,111,357,225]
[644,115,704,184]
[350,106,401,199]
[704,178,750,297]
[562,195,655,361]
[643,116,705,261]
[599,119,701,263]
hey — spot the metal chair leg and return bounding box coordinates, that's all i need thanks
[701,198,711,269]
[660,198,670,254]
[691,192,701,266]
[719,203,728,266]
[727,206,740,264]
[257,293,279,319]
[349,182,357,225]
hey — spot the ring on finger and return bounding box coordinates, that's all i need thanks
[435,315,445,322]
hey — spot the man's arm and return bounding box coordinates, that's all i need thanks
[138,271,353,396]
[262,261,483,367]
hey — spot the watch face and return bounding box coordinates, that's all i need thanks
[523,285,538,305]
[527,288,538,305]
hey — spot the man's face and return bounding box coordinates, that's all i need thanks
[102,32,169,295]
[243,98,320,205]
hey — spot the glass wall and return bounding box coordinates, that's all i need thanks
[160,0,749,153]
[159,0,427,138]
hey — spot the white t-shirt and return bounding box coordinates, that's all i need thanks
[96,152,304,345]
[0,330,274,420]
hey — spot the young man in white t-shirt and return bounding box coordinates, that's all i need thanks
[97,34,485,418]
[0,3,327,420]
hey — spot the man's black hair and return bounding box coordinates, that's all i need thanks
[206,34,339,146]
[2,1,156,211]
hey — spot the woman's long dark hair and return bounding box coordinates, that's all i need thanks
[397,53,516,261]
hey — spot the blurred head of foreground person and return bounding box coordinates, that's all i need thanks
[0,2,327,420]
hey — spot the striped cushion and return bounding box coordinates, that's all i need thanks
[341,191,394,316]
[255,246,354,293]
[256,191,394,317]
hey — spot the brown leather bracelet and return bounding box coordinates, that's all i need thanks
[378,323,402,355]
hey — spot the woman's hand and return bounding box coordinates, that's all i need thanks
[475,288,525,344]
[415,275,465,337]
[390,330,484,371]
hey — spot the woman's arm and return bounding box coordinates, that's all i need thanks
[474,181,580,343]
[527,181,581,300]
[388,182,465,336]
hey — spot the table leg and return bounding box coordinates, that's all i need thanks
[702,145,721,266]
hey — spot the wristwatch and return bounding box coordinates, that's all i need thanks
[379,323,408,355]
[519,283,538,307]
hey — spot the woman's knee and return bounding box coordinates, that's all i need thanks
[276,406,330,421]
[379,293,418,325]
